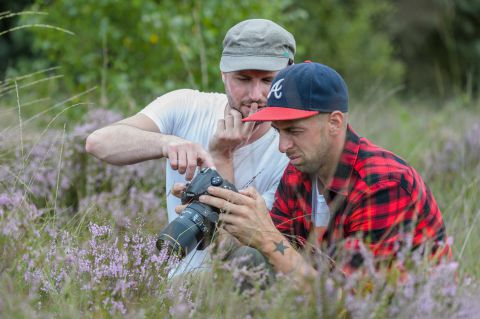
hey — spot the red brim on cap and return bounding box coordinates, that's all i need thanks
[242,107,319,122]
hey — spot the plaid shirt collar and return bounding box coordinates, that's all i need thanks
[326,125,361,197]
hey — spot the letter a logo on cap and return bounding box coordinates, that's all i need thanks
[268,78,284,99]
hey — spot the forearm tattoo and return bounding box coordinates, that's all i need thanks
[273,240,288,255]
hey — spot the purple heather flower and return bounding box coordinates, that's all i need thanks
[109,299,127,315]
[0,193,10,206]
[88,222,112,238]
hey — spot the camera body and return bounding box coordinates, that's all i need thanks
[156,168,237,258]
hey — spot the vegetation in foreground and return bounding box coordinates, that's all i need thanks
[1,91,479,317]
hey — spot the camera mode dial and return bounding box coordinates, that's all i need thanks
[210,176,223,186]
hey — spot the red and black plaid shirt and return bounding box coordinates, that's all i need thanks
[270,125,450,262]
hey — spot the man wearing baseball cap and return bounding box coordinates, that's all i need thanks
[86,19,295,274]
[199,62,451,279]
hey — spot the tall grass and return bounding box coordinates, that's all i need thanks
[351,97,480,280]
[1,75,480,317]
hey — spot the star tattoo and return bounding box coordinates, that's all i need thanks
[273,240,288,255]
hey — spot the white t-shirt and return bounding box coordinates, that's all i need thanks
[140,89,289,274]
[311,177,330,227]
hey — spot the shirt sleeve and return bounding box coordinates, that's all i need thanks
[139,89,195,134]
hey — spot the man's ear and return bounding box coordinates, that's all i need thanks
[221,72,226,83]
[328,111,345,135]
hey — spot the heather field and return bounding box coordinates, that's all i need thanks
[1,76,479,318]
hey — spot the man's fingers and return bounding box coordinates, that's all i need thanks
[220,215,256,246]
[229,109,243,129]
[219,212,241,226]
[242,119,255,134]
[198,149,215,168]
[248,102,258,117]
[184,149,197,180]
[225,114,234,130]
[199,193,247,216]
[241,102,257,135]
[175,204,188,214]
[165,140,213,178]
[251,102,259,113]
[216,118,226,132]
[228,107,242,117]
[239,186,259,199]
[171,183,186,198]
[168,149,178,170]
[177,150,187,174]
[199,193,233,212]
[241,122,255,137]
[203,186,250,205]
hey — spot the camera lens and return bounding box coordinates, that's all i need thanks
[156,202,215,259]
[156,218,198,258]
[156,169,237,259]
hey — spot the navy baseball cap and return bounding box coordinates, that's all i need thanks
[243,62,348,122]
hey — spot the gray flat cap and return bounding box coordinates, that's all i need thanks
[220,19,296,72]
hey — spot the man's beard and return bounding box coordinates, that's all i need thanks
[289,136,332,176]
[226,98,264,127]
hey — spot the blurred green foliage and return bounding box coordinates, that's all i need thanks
[389,0,480,97]
[14,0,290,111]
[1,0,479,111]
[288,0,405,97]
[0,0,34,76]
[7,0,406,112]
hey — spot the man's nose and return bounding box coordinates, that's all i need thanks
[249,81,266,101]
[278,134,291,153]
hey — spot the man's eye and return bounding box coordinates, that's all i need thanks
[288,130,302,135]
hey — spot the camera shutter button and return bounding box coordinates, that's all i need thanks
[211,176,223,186]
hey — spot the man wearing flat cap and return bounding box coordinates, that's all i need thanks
[86,19,296,274]
[199,62,451,278]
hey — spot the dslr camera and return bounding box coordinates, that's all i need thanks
[156,168,237,258]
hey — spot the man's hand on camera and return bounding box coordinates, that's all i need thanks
[198,185,279,250]
[162,136,214,180]
[171,182,186,198]
[208,104,257,159]
[171,182,188,214]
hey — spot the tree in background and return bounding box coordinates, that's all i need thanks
[0,0,35,78]
[14,0,288,112]
[288,0,405,98]
[12,0,407,111]
[389,0,480,97]
[4,0,479,112]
